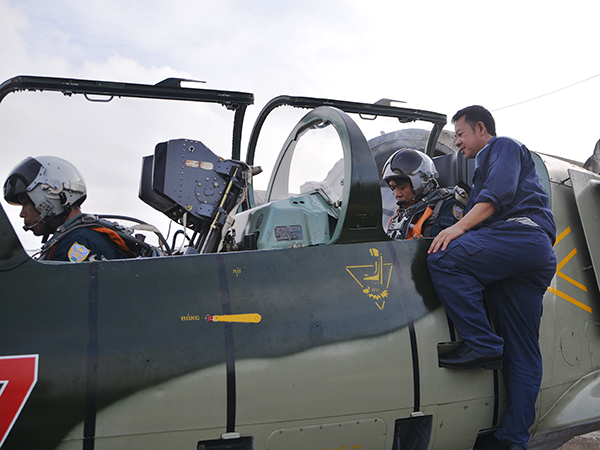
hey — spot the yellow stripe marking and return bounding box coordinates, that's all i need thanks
[551,226,591,313]
[557,248,577,271]
[554,226,571,246]
[547,286,592,314]
[557,271,588,292]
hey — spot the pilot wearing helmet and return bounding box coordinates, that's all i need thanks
[382,148,466,240]
[4,156,130,262]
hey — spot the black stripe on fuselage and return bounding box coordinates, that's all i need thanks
[482,293,501,429]
[216,255,237,433]
[83,264,99,450]
[386,242,421,412]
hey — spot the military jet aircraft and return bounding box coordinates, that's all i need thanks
[1,75,600,450]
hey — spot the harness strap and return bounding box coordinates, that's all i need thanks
[91,227,133,257]
[387,187,466,240]
[432,197,445,218]
[408,206,433,239]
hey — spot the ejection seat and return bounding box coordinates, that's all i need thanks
[432,150,475,191]
[139,138,251,254]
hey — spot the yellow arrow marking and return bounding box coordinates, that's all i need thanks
[549,226,592,314]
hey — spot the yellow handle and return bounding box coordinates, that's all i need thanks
[205,313,262,324]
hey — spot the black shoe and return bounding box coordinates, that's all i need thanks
[473,433,525,450]
[438,343,502,370]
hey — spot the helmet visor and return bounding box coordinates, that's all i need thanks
[390,149,424,176]
[3,157,43,204]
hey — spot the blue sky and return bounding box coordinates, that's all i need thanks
[2,0,600,249]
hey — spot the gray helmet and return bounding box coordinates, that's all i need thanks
[4,156,86,227]
[382,148,438,199]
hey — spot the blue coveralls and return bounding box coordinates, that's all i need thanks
[427,137,557,448]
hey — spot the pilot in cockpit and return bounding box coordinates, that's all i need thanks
[4,156,130,262]
[382,148,466,240]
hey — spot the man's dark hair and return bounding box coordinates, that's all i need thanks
[452,105,497,137]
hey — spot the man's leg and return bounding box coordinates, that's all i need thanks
[427,227,505,356]
[488,232,556,448]
[430,223,556,448]
[427,223,555,357]
[487,278,544,448]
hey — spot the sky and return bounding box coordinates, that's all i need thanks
[1,0,600,251]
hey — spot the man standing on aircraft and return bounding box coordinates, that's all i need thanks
[427,106,557,450]
[4,156,130,262]
[382,148,466,239]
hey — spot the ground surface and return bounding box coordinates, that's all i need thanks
[556,431,600,449]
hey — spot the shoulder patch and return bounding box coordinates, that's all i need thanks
[68,242,91,262]
[453,204,464,220]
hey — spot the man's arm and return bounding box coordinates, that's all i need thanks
[428,202,496,254]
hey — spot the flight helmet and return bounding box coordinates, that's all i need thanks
[382,148,439,200]
[4,156,87,229]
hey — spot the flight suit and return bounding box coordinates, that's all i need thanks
[427,137,557,448]
[42,226,131,262]
[387,189,465,240]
